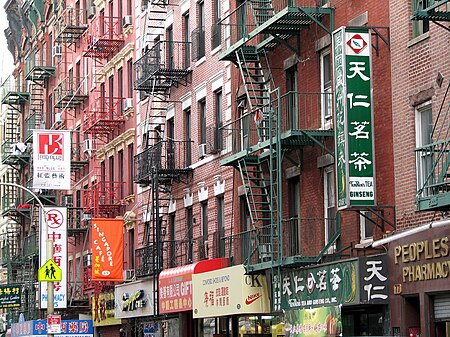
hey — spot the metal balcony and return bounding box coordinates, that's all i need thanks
[55,7,88,44]
[83,181,125,218]
[67,207,88,235]
[135,245,158,277]
[1,75,30,106]
[22,233,39,257]
[411,0,450,21]
[83,96,125,134]
[24,50,56,84]
[25,178,57,205]
[218,0,333,62]
[54,76,88,109]
[1,141,30,166]
[134,140,193,186]
[71,142,89,171]
[83,16,124,58]
[134,41,192,93]
[24,113,38,143]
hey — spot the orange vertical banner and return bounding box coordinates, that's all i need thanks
[92,218,124,281]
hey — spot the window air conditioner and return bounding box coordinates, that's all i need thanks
[87,6,96,19]
[122,16,132,28]
[54,112,62,123]
[83,139,93,153]
[124,98,133,111]
[123,269,135,281]
[53,45,62,57]
[198,143,207,158]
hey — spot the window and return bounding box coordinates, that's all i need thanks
[192,1,205,60]
[109,156,114,181]
[128,143,134,195]
[215,90,223,150]
[201,201,208,243]
[167,118,175,169]
[237,0,246,39]
[118,0,123,32]
[199,99,207,145]
[321,49,332,128]
[129,228,135,269]
[415,101,433,196]
[167,25,174,69]
[212,0,221,49]
[118,150,124,198]
[187,207,193,263]
[240,197,251,263]
[183,14,190,68]
[83,58,89,93]
[238,98,249,151]
[286,65,298,129]
[169,213,176,267]
[359,211,374,244]
[324,166,336,247]
[185,108,192,166]
[127,59,133,98]
[288,178,300,255]
[412,0,430,38]
[118,67,123,114]
[217,196,225,257]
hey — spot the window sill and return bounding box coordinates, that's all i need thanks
[211,46,222,56]
[195,56,207,67]
[407,31,430,48]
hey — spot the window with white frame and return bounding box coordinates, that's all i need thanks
[412,0,430,38]
[324,166,336,247]
[359,211,374,244]
[320,49,333,129]
[415,101,433,197]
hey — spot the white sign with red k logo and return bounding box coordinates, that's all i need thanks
[33,130,71,190]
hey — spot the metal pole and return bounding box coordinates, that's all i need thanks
[0,182,53,336]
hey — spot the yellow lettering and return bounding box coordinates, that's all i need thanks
[436,262,443,278]
[409,243,417,262]
[403,267,409,282]
[441,237,449,257]
[395,246,402,264]
[425,240,433,259]
[402,245,410,263]
[416,241,425,258]
[426,262,435,280]
[433,239,441,258]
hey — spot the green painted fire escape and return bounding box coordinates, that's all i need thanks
[413,0,450,210]
[219,0,334,272]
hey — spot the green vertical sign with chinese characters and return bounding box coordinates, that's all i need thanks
[333,27,376,209]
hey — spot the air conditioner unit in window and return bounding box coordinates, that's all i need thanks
[54,112,62,123]
[53,45,62,57]
[83,139,93,154]
[87,6,96,19]
[124,98,133,111]
[123,269,135,281]
[198,143,207,158]
[122,15,132,28]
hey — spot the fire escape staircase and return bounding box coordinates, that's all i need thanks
[411,0,450,31]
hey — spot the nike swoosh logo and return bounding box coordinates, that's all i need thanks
[245,294,262,305]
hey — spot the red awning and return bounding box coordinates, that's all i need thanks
[159,258,228,314]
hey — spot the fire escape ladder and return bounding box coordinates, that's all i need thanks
[26,83,44,142]
[249,0,275,25]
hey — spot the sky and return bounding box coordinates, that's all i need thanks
[0,1,14,83]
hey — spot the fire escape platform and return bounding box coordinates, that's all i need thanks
[83,39,125,58]
[1,92,31,106]
[83,120,125,134]
[220,129,334,167]
[416,191,450,211]
[25,66,56,83]
[55,26,88,44]
[411,0,450,21]
[219,6,333,62]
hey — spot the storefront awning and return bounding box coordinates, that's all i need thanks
[159,258,228,314]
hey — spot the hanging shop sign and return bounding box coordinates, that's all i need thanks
[276,260,358,311]
[359,254,389,304]
[284,305,342,337]
[39,207,67,309]
[388,227,450,295]
[32,130,71,190]
[114,279,155,319]
[92,291,121,327]
[0,284,21,308]
[92,218,124,282]
[333,26,376,210]
[11,319,93,337]
[159,258,228,314]
[192,264,270,318]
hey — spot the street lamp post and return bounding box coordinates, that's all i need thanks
[0,182,54,337]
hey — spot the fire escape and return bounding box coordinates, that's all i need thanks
[413,0,450,210]
[134,14,193,313]
[218,0,335,272]
[79,10,125,297]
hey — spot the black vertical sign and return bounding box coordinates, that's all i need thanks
[359,254,389,304]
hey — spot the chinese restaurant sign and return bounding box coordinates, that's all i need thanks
[39,207,67,309]
[32,130,71,190]
[92,218,124,281]
[11,319,93,337]
[285,306,342,337]
[333,27,376,210]
[0,284,21,308]
[359,254,389,303]
[91,292,121,327]
[277,260,359,311]
[192,264,270,318]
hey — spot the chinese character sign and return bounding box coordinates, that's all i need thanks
[40,207,67,309]
[11,320,93,337]
[285,306,342,337]
[359,254,389,304]
[279,260,359,310]
[0,284,21,308]
[91,292,122,327]
[92,218,124,281]
[333,27,376,209]
[33,130,71,190]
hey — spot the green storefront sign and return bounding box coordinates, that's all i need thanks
[278,260,359,310]
[333,27,376,209]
